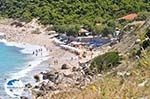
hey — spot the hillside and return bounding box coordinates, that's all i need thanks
[0,1,150,99]
[0,0,150,35]
[46,17,150,99]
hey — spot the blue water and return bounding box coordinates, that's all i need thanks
[0,42,31,98]
[0,43,30,74]
[0,42,50,99]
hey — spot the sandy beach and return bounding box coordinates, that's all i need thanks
[0,19,80,72]
[0,19,111,99]
[0,19,110,72]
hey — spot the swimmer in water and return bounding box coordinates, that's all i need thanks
[28,64,31,67]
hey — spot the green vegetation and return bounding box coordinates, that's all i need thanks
[139,48,150,69]
[34,74,40,82]
[0,0,150,35]
[90,52,122,73]
[136,11,150,21]
[54,24,80,36]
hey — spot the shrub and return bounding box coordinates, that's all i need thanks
[90,52,122,73]
[136,11,150,21]
[54,24,80,36]
[139,48,150,69]
[31,28,41,34]
[34,75,40,82]
[101,26,115,37]
[142,40,150,49]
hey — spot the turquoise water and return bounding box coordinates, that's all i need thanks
[0,42,31,98]
[0,42,29,75]
[0,42,50,99]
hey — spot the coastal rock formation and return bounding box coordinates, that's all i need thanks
[41,71,59,82]
[61,64,70,69]
[32,65,95,98]
[20,96,28,99]
[25,83,32,88]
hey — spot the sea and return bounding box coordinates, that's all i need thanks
[0,40,50,99]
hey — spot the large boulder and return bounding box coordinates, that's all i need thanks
[42,71,59,82]
[63,71,73,78]
[48,85,57,91]
[54,73,64,84]
[20,96,28,99]
[25,83,32,88]
[61,64,70,69]
[82,66,91,75]
[72,67,81,72]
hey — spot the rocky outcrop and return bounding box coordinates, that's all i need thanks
[61,64,70,69]
[32,64,95,98]
[20,96,28,99]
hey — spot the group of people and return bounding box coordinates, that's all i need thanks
[32,48,43,56]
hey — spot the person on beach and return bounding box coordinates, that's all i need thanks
[54,60,56,65]
[28,64,31,67]
[33,51,35,55]
[71,57,73,61]
[56,60,58,64]
[36,49,38,53]
[53,60,58,65]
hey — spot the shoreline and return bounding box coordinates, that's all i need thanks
[0,39,50,79]
[0,38,54,99]
[0,19,80,70]
[0,19,110,99]
[0,19,81,98]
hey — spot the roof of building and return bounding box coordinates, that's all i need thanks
[79,28,89,33]
[118,13,138,21]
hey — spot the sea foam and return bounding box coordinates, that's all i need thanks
[0,39,50,79]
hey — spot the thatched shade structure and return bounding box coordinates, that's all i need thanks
[78,28,89,36]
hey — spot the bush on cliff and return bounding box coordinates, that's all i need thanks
[139,48,150,69]
[90,52,122,73]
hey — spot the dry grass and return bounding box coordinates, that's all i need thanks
[49,66,150,99]
[139,49,150,69]
[49,51,150,99]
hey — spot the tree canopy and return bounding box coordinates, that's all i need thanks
[0,0,150,35]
